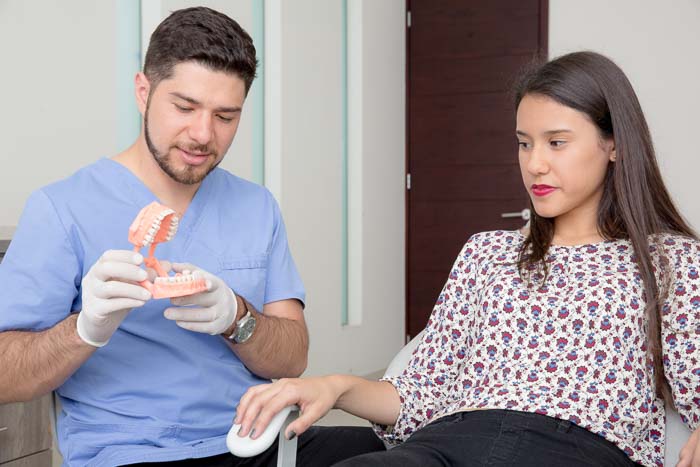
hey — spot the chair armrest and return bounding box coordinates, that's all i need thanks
[227,405,299,458]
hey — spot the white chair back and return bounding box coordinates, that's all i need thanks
[383,331,425,379]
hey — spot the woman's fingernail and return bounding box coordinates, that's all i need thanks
[237,426,243,435]
[250,428,256,438]
[288,431,297,440]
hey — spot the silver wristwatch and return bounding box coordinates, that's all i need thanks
[227,305,257,344]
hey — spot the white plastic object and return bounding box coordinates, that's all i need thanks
[227,405,299,458]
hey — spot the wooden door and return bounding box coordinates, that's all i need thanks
[406,0,548,338]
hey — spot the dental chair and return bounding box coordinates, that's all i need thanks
[230,330,691,467]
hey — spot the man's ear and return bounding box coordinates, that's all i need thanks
[135,72,151,116]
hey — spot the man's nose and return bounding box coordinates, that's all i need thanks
[188,113,213,146]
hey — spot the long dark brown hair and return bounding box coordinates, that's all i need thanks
[513,51,696,401]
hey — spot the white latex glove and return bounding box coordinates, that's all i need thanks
[76,250,152,347]
[163,263,238,335]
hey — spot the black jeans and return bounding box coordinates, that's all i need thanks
[126,425,385,467]
[334,410,639,467]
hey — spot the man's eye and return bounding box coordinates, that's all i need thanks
[175,104,193,113]
[218,115,234,123]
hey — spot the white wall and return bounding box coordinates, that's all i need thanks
[0,1,257,233]
[5,1,697,380]
[0,1,120,228]
[1,0,406,377]
[354,0,406,374]
[549,0,700,230]
[279,0,406,376]
[146,0,407,377]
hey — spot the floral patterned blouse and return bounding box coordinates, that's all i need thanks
[375,230,700,467]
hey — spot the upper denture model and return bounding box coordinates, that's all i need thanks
[128,202,208,299]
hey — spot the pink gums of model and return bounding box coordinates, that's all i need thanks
[128,202,208,299]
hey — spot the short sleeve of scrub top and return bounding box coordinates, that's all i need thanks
[263,196,305,307]
[0,189,81,331]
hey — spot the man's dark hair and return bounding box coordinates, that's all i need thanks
[143,6,258,94]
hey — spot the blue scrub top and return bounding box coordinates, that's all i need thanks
[0,159,305,466]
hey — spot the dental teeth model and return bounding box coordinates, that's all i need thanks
[128,202,208,299]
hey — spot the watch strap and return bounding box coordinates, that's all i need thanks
[226,296,255,343]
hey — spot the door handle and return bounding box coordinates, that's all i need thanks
[0,426,8,433]
[501,209,531,221]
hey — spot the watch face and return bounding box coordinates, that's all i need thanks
[235,316,256,343]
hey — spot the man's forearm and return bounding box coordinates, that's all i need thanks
[0,314,95,403]
[223,296,308,379]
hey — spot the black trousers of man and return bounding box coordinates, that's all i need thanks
[127,425,385,467]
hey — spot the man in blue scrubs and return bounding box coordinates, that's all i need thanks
[0,7,383,467]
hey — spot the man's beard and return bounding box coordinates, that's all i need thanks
[144,104,221,185]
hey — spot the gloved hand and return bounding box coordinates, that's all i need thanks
[76,250,152,347]
[163,263,239,335]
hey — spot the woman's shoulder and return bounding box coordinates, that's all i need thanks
[649,232,700,269]
[462,229,524,258]
[468,229,525,244]
[652,231,700,246]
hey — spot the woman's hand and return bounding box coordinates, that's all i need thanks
[678,427,700,466]
[234,376,343,440]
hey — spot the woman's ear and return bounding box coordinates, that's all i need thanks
[608,139,617,162]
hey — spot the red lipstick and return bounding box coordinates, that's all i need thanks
[531,184,556,197]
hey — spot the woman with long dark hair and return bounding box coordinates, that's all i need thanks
[233,52,700,467]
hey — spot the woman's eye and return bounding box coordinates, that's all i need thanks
[518,141,530,150]
[550,140,566,148]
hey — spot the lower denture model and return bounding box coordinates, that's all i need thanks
[128,202,208,299]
